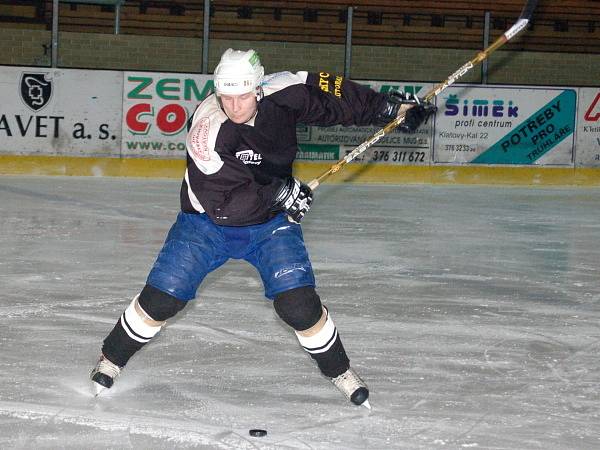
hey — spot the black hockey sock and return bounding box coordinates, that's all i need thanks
[101,295,165,367]
[102,318,147,368]
[295,307,350,378]
[307,334,350,378]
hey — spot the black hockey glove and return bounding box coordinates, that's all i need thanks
[373,91,437,132]
[272,177,313,223]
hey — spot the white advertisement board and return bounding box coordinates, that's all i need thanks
[575,88,600,167]
[121,72,212,158]
[432,85,576,166]
[0,67,122,156]
[1,66,595,172]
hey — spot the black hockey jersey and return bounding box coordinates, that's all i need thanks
[181,71,388,226]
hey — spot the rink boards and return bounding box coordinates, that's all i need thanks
[1,66,599,185]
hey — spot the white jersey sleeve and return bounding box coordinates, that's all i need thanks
[185,94,227,175]
[261,71,308,97]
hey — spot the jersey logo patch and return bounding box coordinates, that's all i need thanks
[274,263,307,279]
[188,117,210,161]
[235,149,263,165]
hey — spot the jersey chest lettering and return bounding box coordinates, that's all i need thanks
[235,149,263,165]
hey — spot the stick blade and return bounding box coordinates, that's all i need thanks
[519,0,539,21]
[504,0,539,41]
[93,381,106,397]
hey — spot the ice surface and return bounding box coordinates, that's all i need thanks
[0,175,599,449]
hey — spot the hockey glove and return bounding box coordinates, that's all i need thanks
[272,177,313,223]
[373,92,437,132]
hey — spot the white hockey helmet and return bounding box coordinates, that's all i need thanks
[214,48,264,96]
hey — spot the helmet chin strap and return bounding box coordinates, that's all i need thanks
[246,109,259,125]
[255,86,264,102]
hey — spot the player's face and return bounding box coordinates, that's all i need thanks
[219,92,258,124]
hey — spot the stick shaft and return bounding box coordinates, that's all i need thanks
[307,0,537,191]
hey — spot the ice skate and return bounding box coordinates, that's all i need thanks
[331,367,370,409]
[90,355,121,396]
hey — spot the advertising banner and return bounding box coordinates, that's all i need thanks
[433,86,576,166]
[0,67,122,156]
[0,66,592,172]
[121,72,212,158]
[575,88,600,167]
[296,81,435,165]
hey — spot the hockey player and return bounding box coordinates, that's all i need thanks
[91,48,436,409]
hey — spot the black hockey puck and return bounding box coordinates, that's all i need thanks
[249,429,267,437]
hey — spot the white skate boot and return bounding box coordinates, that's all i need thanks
[331,367,370,409]
[90,355,121,396]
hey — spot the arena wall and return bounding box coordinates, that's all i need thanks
[1,30,599,185]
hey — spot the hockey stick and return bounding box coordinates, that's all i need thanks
[307,0,538,190]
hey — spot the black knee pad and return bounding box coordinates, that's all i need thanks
[273,286,322,331]
[138,284,187,321]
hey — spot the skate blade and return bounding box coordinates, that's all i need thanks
[361,399,371,410]
[93,382,106,397]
